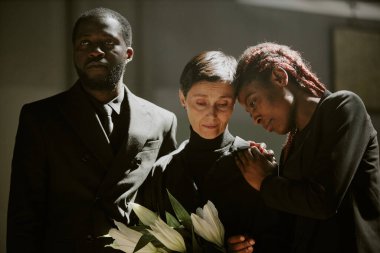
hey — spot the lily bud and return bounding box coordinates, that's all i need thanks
[191,201,225,247]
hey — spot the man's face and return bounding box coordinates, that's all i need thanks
[73,16,133,90]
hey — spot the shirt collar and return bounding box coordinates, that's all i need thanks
[85,87,125,116]
[105,89,124,115]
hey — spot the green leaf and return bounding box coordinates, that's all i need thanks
[133,233,156,253]
[191,226,202,252]
[130,225,150,233]
[167,189,193,230]
[166,211,181,228]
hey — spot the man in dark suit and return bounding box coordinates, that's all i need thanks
[7,7,177,253]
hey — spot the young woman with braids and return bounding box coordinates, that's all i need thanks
[231,42,380,253]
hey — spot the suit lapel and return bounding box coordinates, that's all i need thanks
[58,81,114,169]
[98,87,153,190]
[124,88,152,157]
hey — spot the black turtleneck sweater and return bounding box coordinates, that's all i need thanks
[141,127,290,252]
[184,128,235,193]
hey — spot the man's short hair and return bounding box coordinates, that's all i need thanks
[72,7,132,47]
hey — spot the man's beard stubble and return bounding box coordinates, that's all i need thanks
[76,62,125,91]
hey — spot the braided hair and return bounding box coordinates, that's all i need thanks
[233,42,326,160]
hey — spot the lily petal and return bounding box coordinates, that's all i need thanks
[114,220,142,242]
[108,242,158,253]
[108,225,159,253]
[191,214,222,246]
[203,201,224,243]
[130,202,158,226]
[191,201,225,247]
[148,217,186,252]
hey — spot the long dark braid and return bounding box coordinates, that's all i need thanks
[233,42,327,160]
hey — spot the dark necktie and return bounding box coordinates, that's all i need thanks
[101,104,114,136]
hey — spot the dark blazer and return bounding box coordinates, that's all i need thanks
[7,81,177,253]
[261,91,380,253]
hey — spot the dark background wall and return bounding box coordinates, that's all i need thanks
[1,0,379,251]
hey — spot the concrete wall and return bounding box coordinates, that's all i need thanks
[1,0,379,252]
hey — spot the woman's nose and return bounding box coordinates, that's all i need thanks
[207,105,218,117]
[250,112,261,125]
[254,116,262,125]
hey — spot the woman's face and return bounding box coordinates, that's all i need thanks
[237,79,294,135]
[180,81,235,139]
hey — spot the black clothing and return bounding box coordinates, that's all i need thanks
[7,82,177,253]
[142,128,289,252]
[261,90,380,253]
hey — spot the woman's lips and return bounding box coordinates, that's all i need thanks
[203,124,217,129]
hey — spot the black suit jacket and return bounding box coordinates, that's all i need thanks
[7,82,177,253]
[261,91,380,253]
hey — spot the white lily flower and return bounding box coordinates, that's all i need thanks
[130,202,158,226]
[148,217,187,252]
[191,201,225,247]
[107,221,159,253]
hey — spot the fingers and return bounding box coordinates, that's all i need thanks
[264,149,276,162]
[236,149,251,161]
[259,142,267,150]
[249,141,264,153]
[227,235,255,253]
[232,246,254,253]
[228,235,246,244]
[249,141,267,153]
[249,146,261,157]
[267,149,274,154]
[234,148,265,191]
[235,148,257,172]
[248,142,277,164]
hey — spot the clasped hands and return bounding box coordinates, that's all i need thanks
[234,141,277,191]
[227,142,277,253]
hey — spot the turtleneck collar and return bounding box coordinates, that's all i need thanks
[187,126,235,151]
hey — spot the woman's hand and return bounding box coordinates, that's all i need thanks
[235,144,278,191]
[249,141,276,163]
[227,235,255,252]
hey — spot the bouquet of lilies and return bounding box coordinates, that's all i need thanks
[106,190,226,252]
